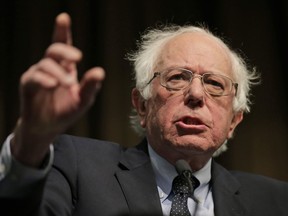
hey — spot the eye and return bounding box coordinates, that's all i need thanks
[206,80,224,89]
[165,70,190,82]
[204,75,225,90]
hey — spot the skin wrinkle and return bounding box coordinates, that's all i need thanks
[133,32,243,170]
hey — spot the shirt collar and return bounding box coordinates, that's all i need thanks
[148,144,212,201]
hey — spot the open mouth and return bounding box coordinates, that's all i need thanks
[175,116,207,133]
[182,117,204,125]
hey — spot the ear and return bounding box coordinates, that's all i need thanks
[227,111,243,139]
[131,88,147,127]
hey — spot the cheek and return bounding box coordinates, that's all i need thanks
[209,100,235,140]
[147,99,172,126]
[145,92,179,133]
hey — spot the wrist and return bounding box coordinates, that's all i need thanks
[11,119,55,168]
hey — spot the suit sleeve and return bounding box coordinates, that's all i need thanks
[0,134,54,216]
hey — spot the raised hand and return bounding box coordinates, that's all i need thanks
[11,13,105,167]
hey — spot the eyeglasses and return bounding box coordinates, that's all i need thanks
[146,68,238,96]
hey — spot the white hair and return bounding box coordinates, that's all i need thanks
[128,25,259,156]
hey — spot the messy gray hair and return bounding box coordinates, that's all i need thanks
[128,25,259,156]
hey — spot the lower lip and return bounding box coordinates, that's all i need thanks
[175,121,207,132]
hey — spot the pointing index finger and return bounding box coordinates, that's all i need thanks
[52,13,72,45]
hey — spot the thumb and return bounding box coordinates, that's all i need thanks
[79,67,105,108]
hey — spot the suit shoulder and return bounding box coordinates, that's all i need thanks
[52,134,125,166]
[54,134,122,151]
[230,170,288,190]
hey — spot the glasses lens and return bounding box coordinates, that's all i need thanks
[162,69,191,90]
[202,74,231,95]
[158,68,235,96]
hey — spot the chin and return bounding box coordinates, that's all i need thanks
[170,137,216,154]
[180,144,212,153]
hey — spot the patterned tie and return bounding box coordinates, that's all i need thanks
[170,170,200,216]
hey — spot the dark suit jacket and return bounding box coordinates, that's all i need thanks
[1,134,288,216]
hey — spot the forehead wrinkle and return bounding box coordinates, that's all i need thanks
[155,32,233,77]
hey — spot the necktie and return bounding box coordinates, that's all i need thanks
[170,170,200,216]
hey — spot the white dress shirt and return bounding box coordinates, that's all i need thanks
[148,144,215,216]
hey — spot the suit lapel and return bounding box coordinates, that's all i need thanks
[115,141,163,215]
[211,161,250,216]
[115,143,251,216]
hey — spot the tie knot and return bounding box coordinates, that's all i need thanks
[172,170,200,195]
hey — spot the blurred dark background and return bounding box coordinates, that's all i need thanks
[0,0,287,180]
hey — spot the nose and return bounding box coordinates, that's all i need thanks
[183,76,205,107]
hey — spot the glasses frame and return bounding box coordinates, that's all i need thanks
[146,68,238,96]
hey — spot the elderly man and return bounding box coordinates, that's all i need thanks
[0,13,288,216]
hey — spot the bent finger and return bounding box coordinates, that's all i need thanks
[45,43,82,63]
[21,67,59,89]
[36,58,77,86]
